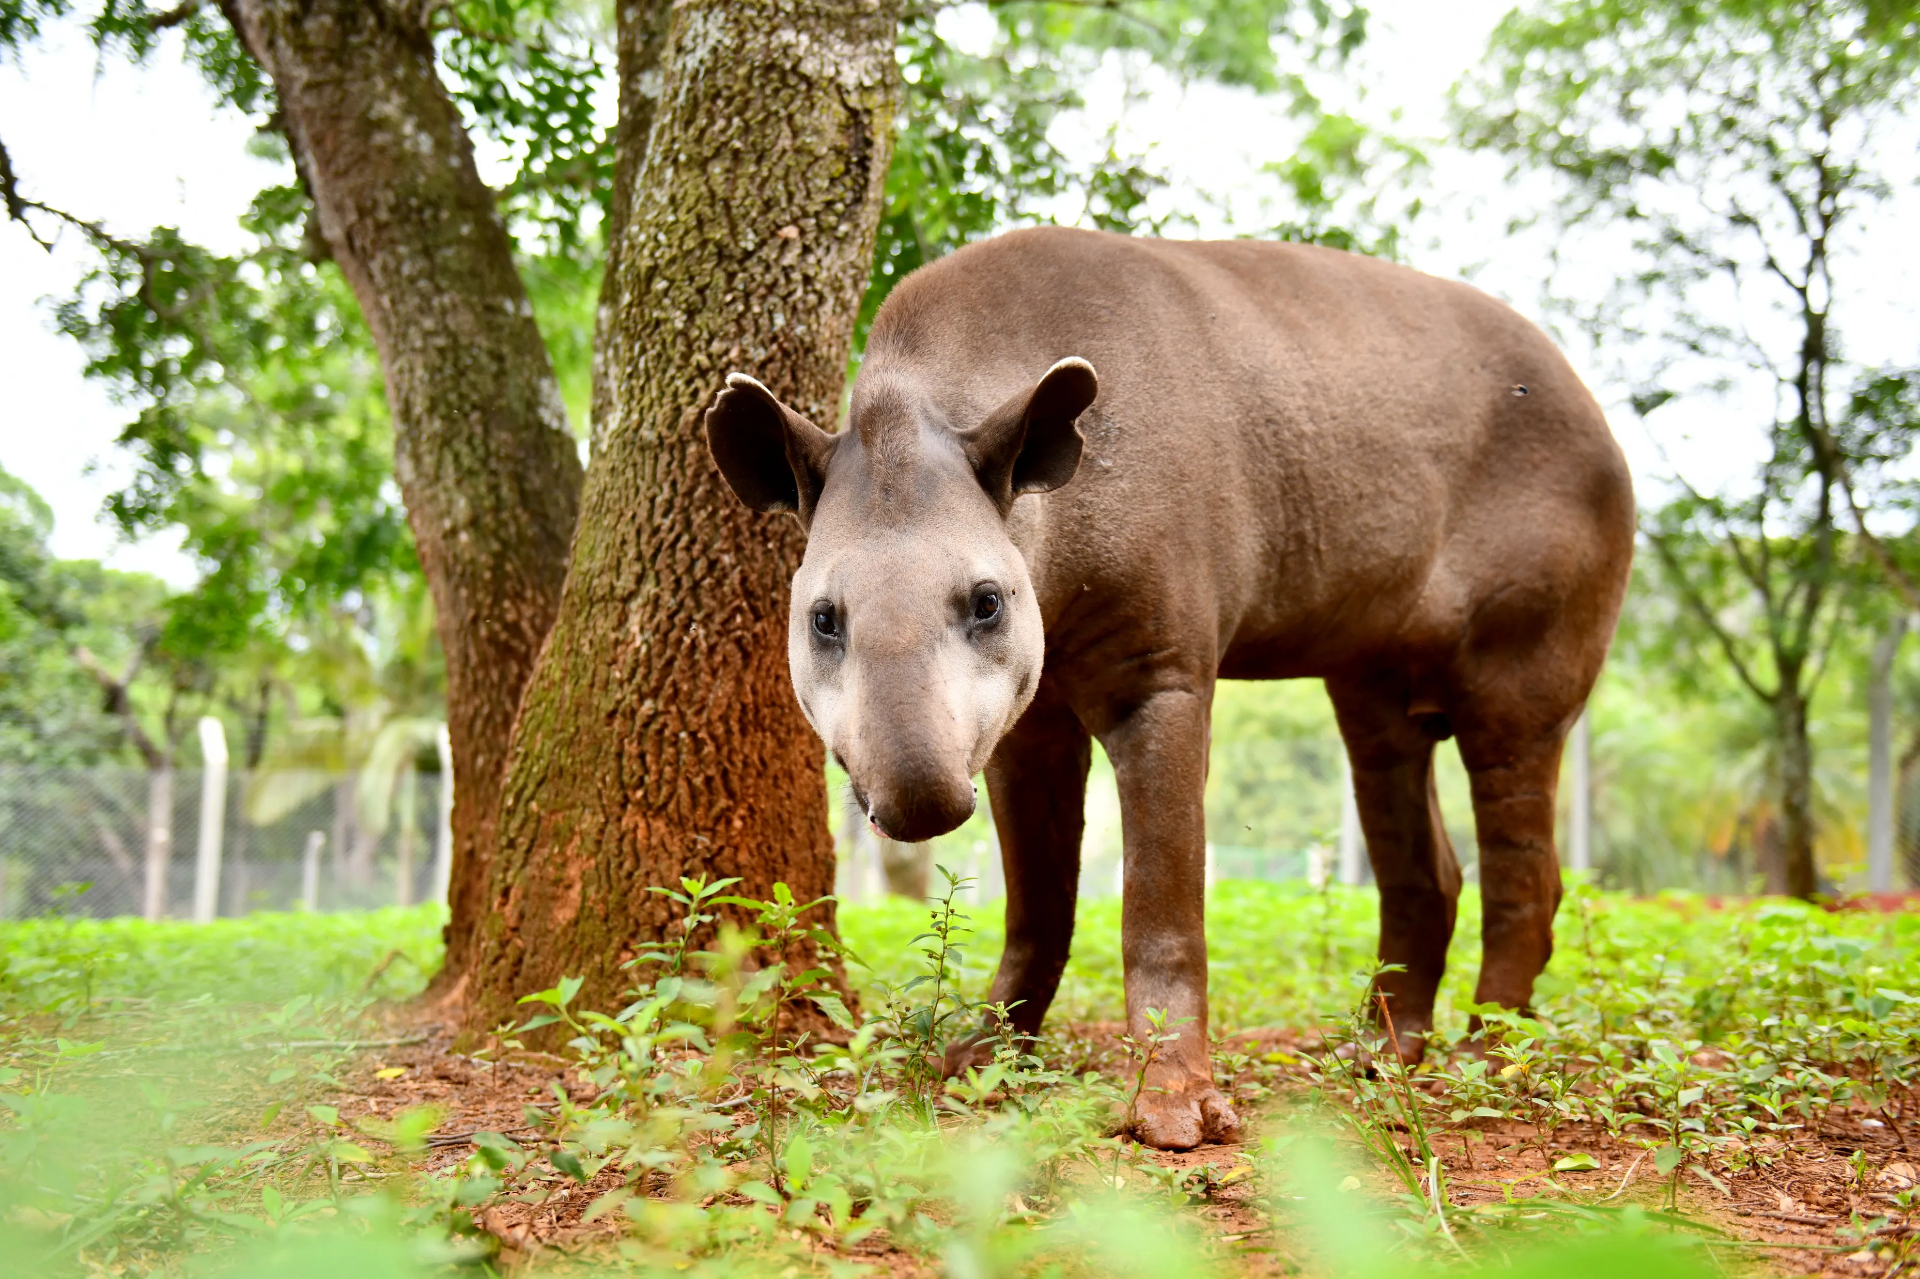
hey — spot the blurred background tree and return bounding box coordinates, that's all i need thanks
[1458,0,1920,897]
[3,0,1919,923]
[0,0,1408,965]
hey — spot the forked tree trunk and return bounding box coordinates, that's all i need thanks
[464,0,902,1031]
[1775,687,1817,899]
[217,0,584,992]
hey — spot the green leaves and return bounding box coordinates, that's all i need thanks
[439,0,608,260]
[808,992,856,1031]
[1460,1,1920,890]
[861,0,1380,347]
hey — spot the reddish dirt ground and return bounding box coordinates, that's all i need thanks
[306,1010,1917,1276]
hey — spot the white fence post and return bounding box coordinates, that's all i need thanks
[1568,709,1593,874]
[192,717,229,924]
[300,829,325,911]
[1870,616,1910,894]
[142,765,174,921]
[431,722,455,904]
[1338,752,1364,886]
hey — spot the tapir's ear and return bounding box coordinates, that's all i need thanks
[960,357,1098,513]
[705,373,839,524]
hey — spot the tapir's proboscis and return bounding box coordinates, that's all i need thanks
[705,227,1634,1151]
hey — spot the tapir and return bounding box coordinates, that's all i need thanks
[705,226,1634,1150]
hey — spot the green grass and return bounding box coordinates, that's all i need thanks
[0,905,447,1010]
[1,884,1915,1277]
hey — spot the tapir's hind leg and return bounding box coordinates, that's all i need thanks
[1325,675,1463,1061]
[942,697,1090,1076]
[1455,716,1569,1014]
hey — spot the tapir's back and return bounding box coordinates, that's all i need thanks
[857,226,1633,680]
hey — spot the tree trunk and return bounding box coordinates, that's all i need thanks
[1776,688,1817,899]
[880,839,933,900]
[464,0,902,1031]
[217,0,585,991]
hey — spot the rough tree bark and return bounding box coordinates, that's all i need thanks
[216,0,585,994]
[1776,685,1817,899]
[465,0,902,1031]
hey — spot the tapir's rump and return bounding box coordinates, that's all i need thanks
[707,226,1634,1150]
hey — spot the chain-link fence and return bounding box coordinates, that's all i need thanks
[0,764,448,921]
[825,732,1384,907]
[4,714,1638,920]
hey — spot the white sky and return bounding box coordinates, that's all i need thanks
[3,2,1917,587]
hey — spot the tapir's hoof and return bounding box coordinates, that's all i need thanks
[1131,1082,1242,1151]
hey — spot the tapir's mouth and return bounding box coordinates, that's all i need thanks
[845,779,897,841]
[845,773,976,844]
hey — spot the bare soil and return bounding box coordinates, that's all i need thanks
[314,1008,1918,1276]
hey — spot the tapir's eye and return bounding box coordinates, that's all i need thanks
[811,601,840,641]
[971,585,1002,624]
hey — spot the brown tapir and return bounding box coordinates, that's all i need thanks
[705,226,1634,1150]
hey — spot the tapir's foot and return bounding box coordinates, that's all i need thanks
[1131,1077,1242,1151]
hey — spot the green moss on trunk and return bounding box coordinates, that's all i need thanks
[466,0,903,1030]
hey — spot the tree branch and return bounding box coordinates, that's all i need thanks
[73,645,166,769]
[1,139,150,260]
[147,0,202,29]
[1647,529,1774,702]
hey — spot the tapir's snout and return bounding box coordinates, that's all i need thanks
[857,757,977,843]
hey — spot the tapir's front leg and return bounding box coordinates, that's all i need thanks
[1103,686,1241,1150]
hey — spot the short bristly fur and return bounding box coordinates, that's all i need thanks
[706,226,1635,1152]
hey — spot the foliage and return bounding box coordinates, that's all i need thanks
[0,904,445,1010]
[1204,680,1348,866]
[11,885,1916,1275]
[863,0,1392,342]
[1458,0,1920,893]
[0,466,184,766]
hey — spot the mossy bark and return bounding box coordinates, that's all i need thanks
[466,0,901,1030]
[218,0,585,993]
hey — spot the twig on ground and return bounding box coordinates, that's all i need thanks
[1602,1148,1651,1201]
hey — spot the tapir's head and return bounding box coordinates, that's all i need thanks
[705,359,1098,842]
